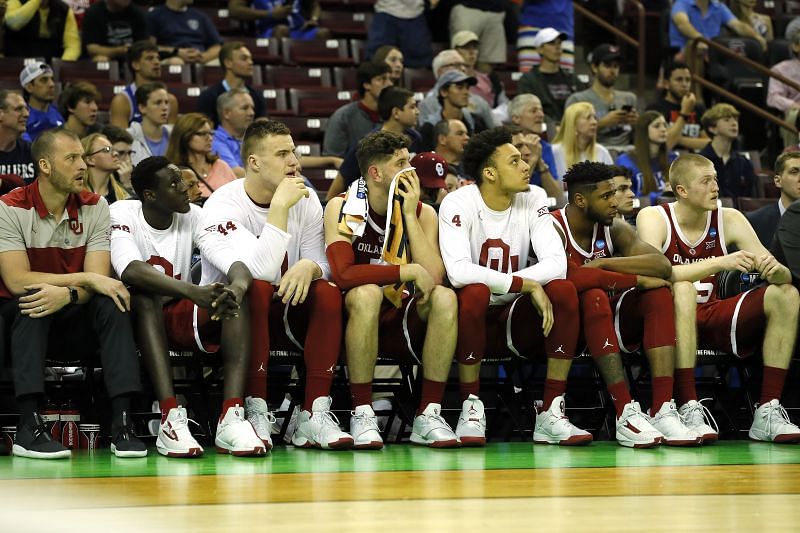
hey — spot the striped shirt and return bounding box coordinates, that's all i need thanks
[0,181,109,299]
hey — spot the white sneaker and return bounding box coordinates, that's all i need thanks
[616,401,663,448]
[678,399,719,443]
[156,407,204,458]
[292,397,354,450]
[350,404,383,450]
[410,403,460,448]
[215,404,266,456]
[245,396,275,450]
[649,400,701,446]
[455,394,487,446]
[748,399,800,443]
[533,395,593,446]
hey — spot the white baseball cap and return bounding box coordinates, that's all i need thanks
[532,28,568,48]
[20,63,54,87]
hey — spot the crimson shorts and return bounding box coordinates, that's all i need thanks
[377,297,427,365]
[696,286,767,358]
[163,298,220,353]
[483,295,550,360]
[611,287,676,354]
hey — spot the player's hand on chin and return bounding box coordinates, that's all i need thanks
[277,259,317,305]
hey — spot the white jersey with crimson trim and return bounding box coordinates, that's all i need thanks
[438,184,567,306]
[109,200,201,282]
[196,178,330,285]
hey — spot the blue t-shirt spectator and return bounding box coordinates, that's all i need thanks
[146,5,222,51]
[252,0,319,39]
[615,150,679,205]
[669,0,735,50]
[212,126,242,170]
[531,140,557,189]
[24,105,65,142]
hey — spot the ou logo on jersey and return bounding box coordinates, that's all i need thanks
[479,238,519,273]
[147,256,181,280]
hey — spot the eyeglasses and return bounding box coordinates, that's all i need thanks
[193,131,214,138]
[115,149,136,157]
[86,146,118,157]
[441,62,467,71]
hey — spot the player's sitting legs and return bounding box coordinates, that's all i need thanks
[454,283,490,446]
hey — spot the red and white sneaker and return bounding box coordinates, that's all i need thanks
[748,399,800,443]
[649,400,701,446]
[678,399,719,443]
[245,396,275,450]
[215,404,267,456]
[410,403,460,448]
[291,396,354,450]
[533,395,593,446]
[156,407,204,458]
[350,404,383,450]
[455,395,487,447]
[616,401,663,448]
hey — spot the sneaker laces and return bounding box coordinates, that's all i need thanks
[618,402,646,426]
[316,409,343,430]
[683,398,719,433]
[424,411,451,430]
[351,410,380,432]
[765,402,794,435]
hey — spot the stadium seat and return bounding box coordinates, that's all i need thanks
[288,88,355,116]
[296,142,321,157]
[279,116,328,142]
[332,66,359,91]
[196,65,264,86]
[349,39,367,63]
[159,63,193,85]
[494,70,522,99]
[737,196,775,212]
[282,38,356,66]
[318,11,372,38]
[264,65,333,88]
[91,80,128,110]
[52,59,121,82]
[0,57,46,81]
[239,37,282,65]
[256,87,290,116]
[172,86,204,111]
[196,7,246,36]
[403,68,436,93]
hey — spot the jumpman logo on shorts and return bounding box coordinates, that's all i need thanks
[326,364,336,374]
[555,345,565,354]
[466,352,475,361]
[257,362,266,373]
[602,338,614,349]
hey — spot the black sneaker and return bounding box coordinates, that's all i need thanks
[14,413,71,459]
[111,411,147,458]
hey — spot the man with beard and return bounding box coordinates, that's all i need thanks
[552,161,698,447]
[19,63,63,143]
[566,44,637,150]
[647,61,709,152]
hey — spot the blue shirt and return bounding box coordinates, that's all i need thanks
[253,0,306,35]
[615,151,678,204]
[146,6,222,51]
[144,131,169,158]
[669,0,735,50]
[212,126,242,169]
[531,140,557,188]
[24,105,64,142]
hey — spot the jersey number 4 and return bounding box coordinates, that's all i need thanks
[451,215,462,227]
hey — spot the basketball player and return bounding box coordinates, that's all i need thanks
[324,130,460,449]
[553,161,698,447]
[110,156,266,457]
[637,153,800,443]
[438,127,589,447]
[197,120,353,450]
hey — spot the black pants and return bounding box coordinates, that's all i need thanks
[0,296,141,399]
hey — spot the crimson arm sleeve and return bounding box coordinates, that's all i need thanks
[326,241,401,290]
[568,263,637,293]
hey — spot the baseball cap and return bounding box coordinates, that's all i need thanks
[588,44,623,65]
[532,27,567,48]
[411,152,448,189]
[435,70,477,92]
[451,30,480,49]
[20,63,54,87]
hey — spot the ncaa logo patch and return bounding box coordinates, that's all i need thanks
[709,228,717,238]
[595,239,605,249]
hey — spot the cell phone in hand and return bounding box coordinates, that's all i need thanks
[621,105,633,112]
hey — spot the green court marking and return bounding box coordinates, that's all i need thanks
[1,441,799,480]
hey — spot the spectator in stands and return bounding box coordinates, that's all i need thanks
[179,165,203,204]
[82,0,149,61]
[451,30,505,108]
[58,81,100,139]
[517,0,574,73]
[325,86,421,201]
[647,60,709,151]
[147,0,222,65]
[196,41,266,127]
[212,88,255,178]
[62,0,90,29]
[322,62,392,158]
[111,41,180,129]
[669,0,767,59]
[566,44,637,152]
[373,45,404,87]
[365,0,434,68]
[0,128,146,459]
[551,101,613,180]
[433,118,469,178]
[101,125,135,196]
[166,113,237,200]
[507,94,557,187]
[19,63,64,143]
[0,89,35,185]
[517,27,576,126]
[4,0,81,60]
[81,132,130,204]
[747,152,800,247]
[767,31,800,149]
[612,165,636,221]
[229,0,327,40]
[699,103,757,198]
[772,185,800,285]
[508,124,562,205]
[730,0,773,42]
[785,17,800,40]
[110,156,269,458]
[420,70,488,151]
[418,49,496,132]
[128,82,173,166]
[615,111,679,205]
[449,0,506,70]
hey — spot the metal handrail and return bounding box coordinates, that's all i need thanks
[687,36,799,134]
[572,0,645,97]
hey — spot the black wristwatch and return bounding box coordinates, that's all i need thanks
[68,287,79,304]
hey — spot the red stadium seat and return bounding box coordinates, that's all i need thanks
[239,37,282,65]
[279,116,328,142]
[159,64,193,85]
[318,11,372,38]
[295,142,321,157]
[332,66,358,91]
[494,70,522,99]
[737,197,776,212]
[52,59,121,82]
[196,7,246,36]
[91,80,128,111]
[255,87,290,116]
[288,88,355,117]
[0,57,46,81]
[403,68,436,93]
[172,86,204,111]
[349,39,366,63]
[196,65,264,86]
[282,38,355,66]
[264,65,333,88]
